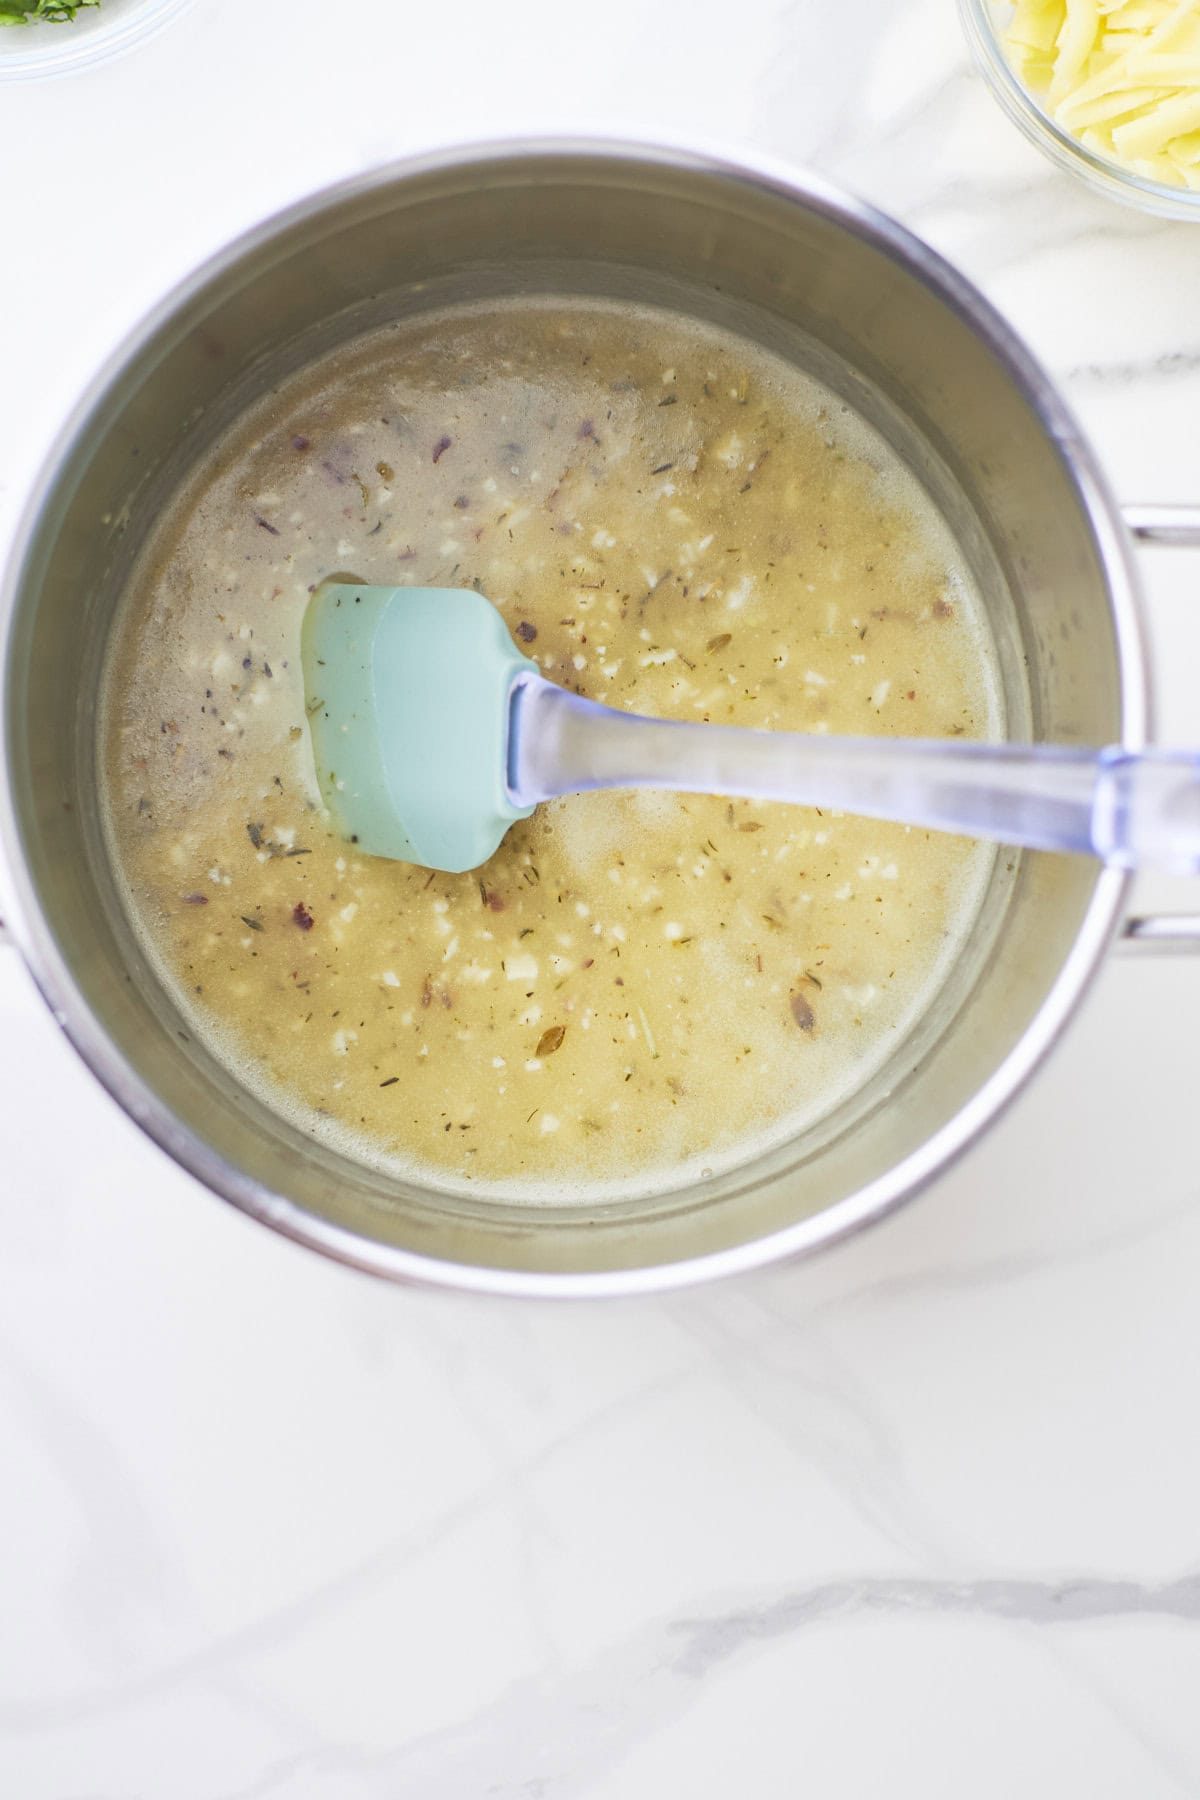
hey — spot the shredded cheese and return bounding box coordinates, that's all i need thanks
[1003,0,1200,187]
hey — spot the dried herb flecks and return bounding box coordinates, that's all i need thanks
[790,991,816,1033]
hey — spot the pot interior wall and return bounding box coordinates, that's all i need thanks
[2,150,1132,1277]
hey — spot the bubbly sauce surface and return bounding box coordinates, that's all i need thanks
[103,300,999,1199]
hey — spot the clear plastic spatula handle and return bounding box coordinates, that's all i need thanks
[510,674,1200,874]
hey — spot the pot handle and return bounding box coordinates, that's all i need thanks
[1117,505,1200,952]
[1119,914,1200,953]
[1124,505,1200,548]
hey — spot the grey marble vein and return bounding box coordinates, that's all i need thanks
[1067,347,1200,388]
[199,1570,1200,1800]
[672,1570,1200,1677]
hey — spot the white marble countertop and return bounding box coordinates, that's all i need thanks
[4,1,1200,1794]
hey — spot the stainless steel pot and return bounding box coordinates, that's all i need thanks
[2,139,1197,1295]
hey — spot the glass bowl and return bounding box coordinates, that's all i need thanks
[959,0,1200,222]
[0,0,193,81]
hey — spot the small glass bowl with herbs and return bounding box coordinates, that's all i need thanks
[960,0,1200,220]
[0,0,192,79]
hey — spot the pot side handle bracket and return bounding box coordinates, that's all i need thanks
[1118,505,1200,954]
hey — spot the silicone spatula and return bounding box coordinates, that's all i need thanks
[302,580,1200,876]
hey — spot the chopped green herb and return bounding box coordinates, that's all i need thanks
[0,0,98,21]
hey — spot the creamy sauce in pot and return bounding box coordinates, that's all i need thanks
[102,299,1000,1200]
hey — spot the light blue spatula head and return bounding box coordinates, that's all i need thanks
[302,582,538,872]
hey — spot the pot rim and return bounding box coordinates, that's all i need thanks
[0,133,1148,1295]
